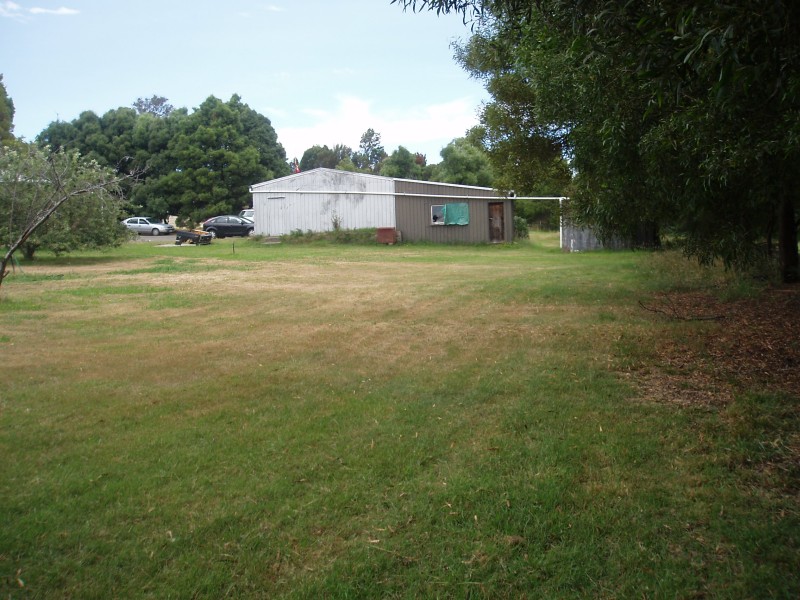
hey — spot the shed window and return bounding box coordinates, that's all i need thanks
[431,203,469,226]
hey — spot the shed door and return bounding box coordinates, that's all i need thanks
[489,202,505,242]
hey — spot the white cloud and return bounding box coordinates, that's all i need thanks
[276,95,480,163]
[0,1,24,19]
[238,4,282,18]
[380,99,481,153]
[0,2,78,18]
[29,6,79,15]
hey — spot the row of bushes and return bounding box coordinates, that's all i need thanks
[277,223,535,244]
[279,228,380,244]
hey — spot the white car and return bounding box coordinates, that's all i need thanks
[121,217,175,236]
[239,209,254,220]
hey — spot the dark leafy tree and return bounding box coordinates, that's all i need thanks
[332,144,360,171]
[395,0,800,282]
[133,95,174,118]
[334,155,359,172]
[38,108,142,204]
[155,95,289,224]
[37,108,138,169]
[430,136,494,186]
[126,110,188,218]
[379,146,424,179]
[353,128,387,173]
[0,74,14,143]
[300,144,353,171]
[36,118,79,152]
[156,97,255,222]
[231,95,289,181]
[453,32,572,197]
[36,95,289,225]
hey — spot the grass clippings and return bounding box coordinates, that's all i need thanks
[635,287,800,406]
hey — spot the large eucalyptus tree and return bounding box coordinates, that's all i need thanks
[395,0,800,281]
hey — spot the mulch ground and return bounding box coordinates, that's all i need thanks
[634,286,800,406]
[632,286,800,495]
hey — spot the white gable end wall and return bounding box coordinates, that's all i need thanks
[250,169,396,236]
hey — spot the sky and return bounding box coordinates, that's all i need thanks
[0,0,489,164]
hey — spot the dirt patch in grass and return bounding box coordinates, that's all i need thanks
[634,286,800,406]
[632,286,800,499]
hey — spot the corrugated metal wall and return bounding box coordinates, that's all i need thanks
[250,169,514,242]
[394,180,512,243]
[560,219,630,252]
[251,169,395,236]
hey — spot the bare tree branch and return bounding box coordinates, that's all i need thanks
[638,295,726,322]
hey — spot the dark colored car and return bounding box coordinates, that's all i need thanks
[202,215,255,238]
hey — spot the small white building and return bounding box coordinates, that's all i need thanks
[249,168,516,243]
[249,169,395,236]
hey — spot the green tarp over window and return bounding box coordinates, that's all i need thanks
[442,202,469,225]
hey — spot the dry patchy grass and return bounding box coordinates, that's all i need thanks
[4,255,572,389]
[2,243,798,598]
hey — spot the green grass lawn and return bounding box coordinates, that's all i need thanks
[1,233,797,598]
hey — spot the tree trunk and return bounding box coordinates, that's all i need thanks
[778,190,799,284]
[634,221,661,249]
[22,242,37,260]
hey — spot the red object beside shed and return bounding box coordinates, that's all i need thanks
[377,227,397,244]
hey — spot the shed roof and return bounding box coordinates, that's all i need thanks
[249,168,391,192]
[249,168,498,194]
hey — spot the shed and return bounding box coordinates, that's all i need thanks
[249,168,514,243]
[249,169,395,237]
[560,221,608,252]
[559,198,632,252]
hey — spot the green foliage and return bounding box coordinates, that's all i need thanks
[452,38,572,196]
[155,95,291,223]
[429,135,494,186]
[20,189,129,259]
[298,131,430,179]
[132,95,174,117]
[0,144,129,284]
[405,0,800,282]
[300,144,353,171]
[0,74,14,143]
[354,128,387,172]
[293,129,497,187]
[512,215,529,238]
[156,97,256,222]
[126,109,188,218]
[515,198,560,230]
[280,227,379,244]
[378,145,424,179]
[36,94,290,227]
[39,107,161,212]
[334,155,358,171]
